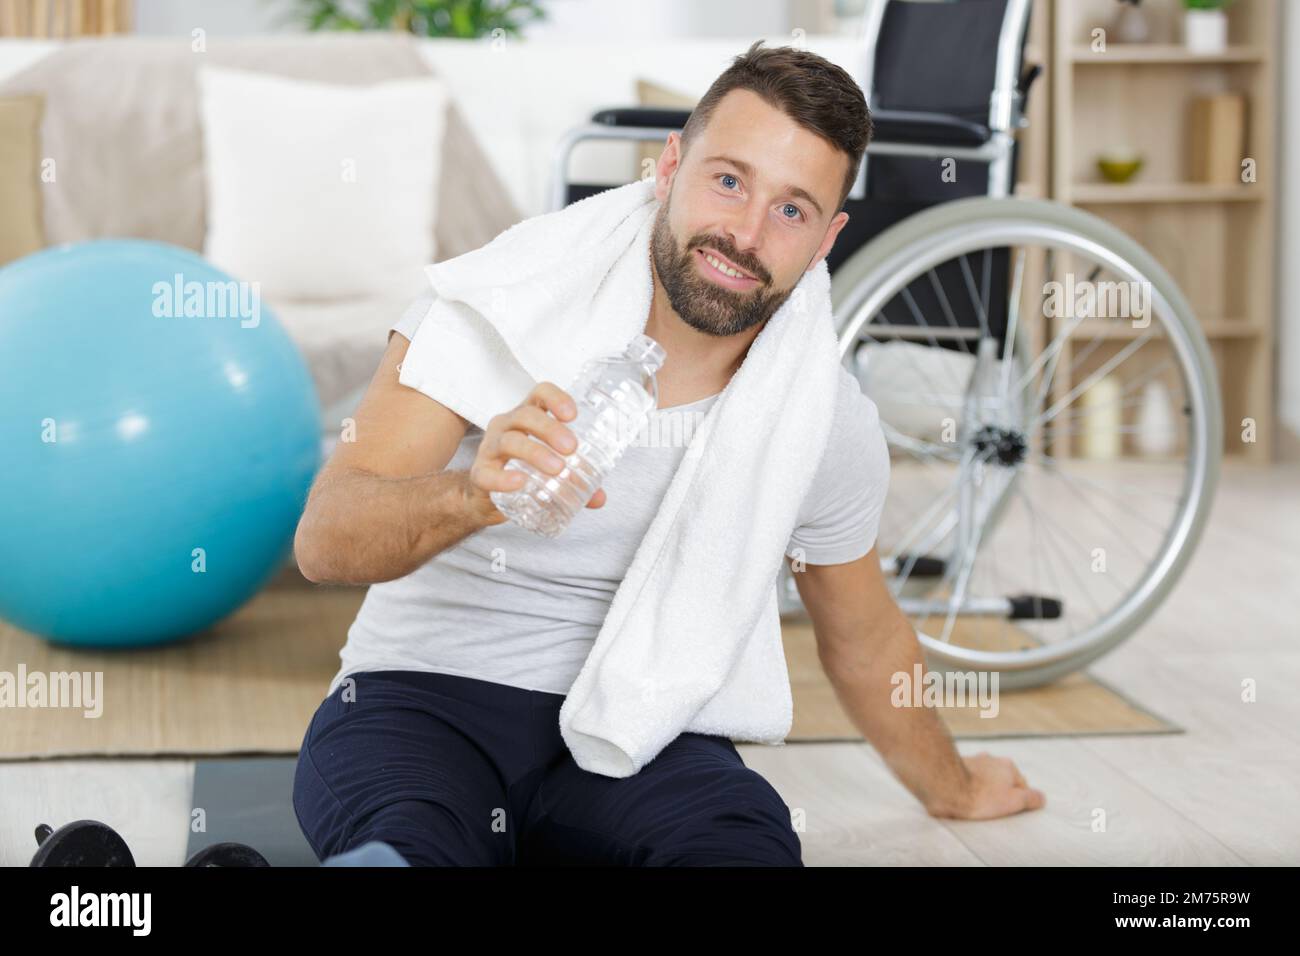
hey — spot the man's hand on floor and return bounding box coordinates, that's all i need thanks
[930,751,1047,820]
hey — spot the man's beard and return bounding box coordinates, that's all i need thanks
[649,198,796,338]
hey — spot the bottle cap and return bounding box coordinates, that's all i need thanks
[626,334,666,372]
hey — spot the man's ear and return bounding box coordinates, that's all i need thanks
[809,210,850,272]
[654,132,683,201]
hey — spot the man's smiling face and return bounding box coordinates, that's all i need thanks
[650,87,850,338]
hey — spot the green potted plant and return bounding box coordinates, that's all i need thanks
[1182,0,1233,54]
[292,0,548,39]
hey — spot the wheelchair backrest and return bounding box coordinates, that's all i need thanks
[871,0,1017,124]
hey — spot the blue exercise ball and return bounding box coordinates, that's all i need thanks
[0,240,321,647]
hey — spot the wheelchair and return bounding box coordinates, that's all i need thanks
[548,0,1221,689]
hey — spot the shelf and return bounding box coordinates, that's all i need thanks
[1071,183,1267,204]
[1069,44,1265,65]
[1071,318,1264,341]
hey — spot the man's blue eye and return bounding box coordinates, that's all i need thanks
[717,175,800,219]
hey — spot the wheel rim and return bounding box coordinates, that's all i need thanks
[831,214,1218,673]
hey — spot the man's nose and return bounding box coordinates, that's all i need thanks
[720,205,767,273]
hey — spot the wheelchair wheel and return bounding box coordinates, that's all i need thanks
[818,196,1221,688]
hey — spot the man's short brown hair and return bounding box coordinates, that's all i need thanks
[679,40,873,215]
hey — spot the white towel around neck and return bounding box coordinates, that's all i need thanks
[398,177,841,777]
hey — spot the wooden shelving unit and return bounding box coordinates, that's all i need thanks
[1050,0,1279,462]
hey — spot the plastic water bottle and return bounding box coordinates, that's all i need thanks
[490,334,667,537]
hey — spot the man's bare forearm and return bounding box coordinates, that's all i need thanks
[294,467,488,586]
[819,611,972,816]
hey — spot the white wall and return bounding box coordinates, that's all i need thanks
[416,34,862,218]
[529,0,791,39]
[1277,2,1300,454]
[131,0,798,39]
[133,0,299,35]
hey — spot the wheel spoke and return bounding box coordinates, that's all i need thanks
[1025,458,1163,560]
[1032,329,1156,429]
[938,451,993,643]
[926,267,974,356]
[890,479,961,570]
[999,246,1027,403]
[958,254,992,339]
[1013,476,1101,629]
[898,284,971,402]
[860,304,967,408]
[1032,452,1184,501]
[1041,356,1178,432]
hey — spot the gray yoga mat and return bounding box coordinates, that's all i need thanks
[187,757,319,866]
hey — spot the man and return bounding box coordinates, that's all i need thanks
[292,40,1045,867]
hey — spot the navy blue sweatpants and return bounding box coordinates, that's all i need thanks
[293,670,803,866]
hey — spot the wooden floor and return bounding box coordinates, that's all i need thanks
[2,461,1296,866]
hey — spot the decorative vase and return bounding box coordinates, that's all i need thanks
[1184,9,1228,54]
[1111,3,1151,44]
[1135,380,1177,457]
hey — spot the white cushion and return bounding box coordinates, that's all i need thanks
[853,340,1022,444]
[197,65,446,300]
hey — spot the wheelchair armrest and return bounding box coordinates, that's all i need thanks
[591,106,693,129]
[869,109,991,148]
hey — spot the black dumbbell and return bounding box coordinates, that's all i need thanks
[31,820,135,867]
[183,842,270,867]
[31,820,270,866]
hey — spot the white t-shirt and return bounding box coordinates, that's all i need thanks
[327,294,891,697]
